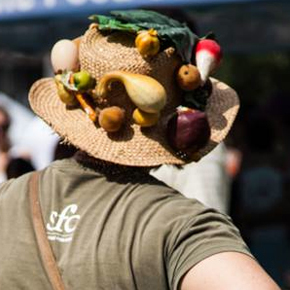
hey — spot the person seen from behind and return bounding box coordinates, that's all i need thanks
[0,10,280,290]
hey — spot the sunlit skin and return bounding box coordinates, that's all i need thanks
[181,252,281,290]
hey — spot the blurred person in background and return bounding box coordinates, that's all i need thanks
[6,157,35,179]
[151,143,231,214]
[0,91,34,154]
[0,105,36,181]
[234,109,289,287]
[0,106,11,182]
[15,115,59,169]
[150,8,232,214]
[0,91,59,171]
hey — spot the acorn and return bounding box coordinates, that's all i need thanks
[177,64,201,91]
[167,106,210,154]
[132,108,160,127]
[135,29,160,58]
[98,106,125,132]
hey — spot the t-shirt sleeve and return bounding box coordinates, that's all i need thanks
[165,204,253,290]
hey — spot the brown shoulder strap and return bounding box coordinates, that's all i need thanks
[29,171,66,290]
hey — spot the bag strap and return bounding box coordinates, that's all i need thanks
[29,171,66,290]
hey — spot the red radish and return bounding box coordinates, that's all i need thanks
[195,39,222,84]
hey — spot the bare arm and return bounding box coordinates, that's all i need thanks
[180,252,281,290]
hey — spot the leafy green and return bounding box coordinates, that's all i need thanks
[183,80,213,111]
[202,31,216,41]
[111,10,182,27]
[89,10,200,63]
[89,15,141,32]
[156,26,197,66]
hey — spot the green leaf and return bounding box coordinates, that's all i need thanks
[183,80,213,111]
[89,14,141,32]
[111,10,199,62]
[202,31,216,40]
[111,10,181,27]
[89,10,201,62]
[157,26,198,64]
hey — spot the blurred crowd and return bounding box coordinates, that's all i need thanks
[0,92,76,183]
[228,94,290,289]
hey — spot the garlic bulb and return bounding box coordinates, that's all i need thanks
[51,39,79,73]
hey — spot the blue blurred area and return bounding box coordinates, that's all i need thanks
[1,1,290,54]
[0,0,269,21]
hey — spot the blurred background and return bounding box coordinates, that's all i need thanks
[0,0,290,288]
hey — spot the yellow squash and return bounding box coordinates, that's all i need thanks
[96,71,167,114]
[132,108,160,127]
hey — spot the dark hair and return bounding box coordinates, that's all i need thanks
[6,158,35,179]
[53,142,77,161]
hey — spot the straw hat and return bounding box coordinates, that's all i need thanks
[29,22,239,167]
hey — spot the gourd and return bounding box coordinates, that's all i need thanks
[96,71,167,114]
[132,108,160,127]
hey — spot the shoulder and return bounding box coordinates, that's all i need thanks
[134,176,243,251]
[0,172,32,198]
[0,161,59,203]
[139,182,251,290]
[0,172,34,216]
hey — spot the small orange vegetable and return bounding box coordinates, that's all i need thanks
[98,106,125,132]
[75,93,97,122]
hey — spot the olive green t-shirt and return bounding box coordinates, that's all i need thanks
[0,158,251,290]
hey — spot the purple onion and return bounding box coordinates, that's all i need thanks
[167,107,211,153]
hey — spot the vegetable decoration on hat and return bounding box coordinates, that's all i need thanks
[195,38,222,85]
[50,10,223,162]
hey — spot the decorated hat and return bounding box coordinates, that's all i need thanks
[29,10,239,167]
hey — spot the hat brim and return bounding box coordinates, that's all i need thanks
[29,77,239,167]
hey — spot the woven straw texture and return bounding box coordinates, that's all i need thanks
[29,28,239,167]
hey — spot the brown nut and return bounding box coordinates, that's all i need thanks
[177,64,201,91]
[98,106,125,132]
